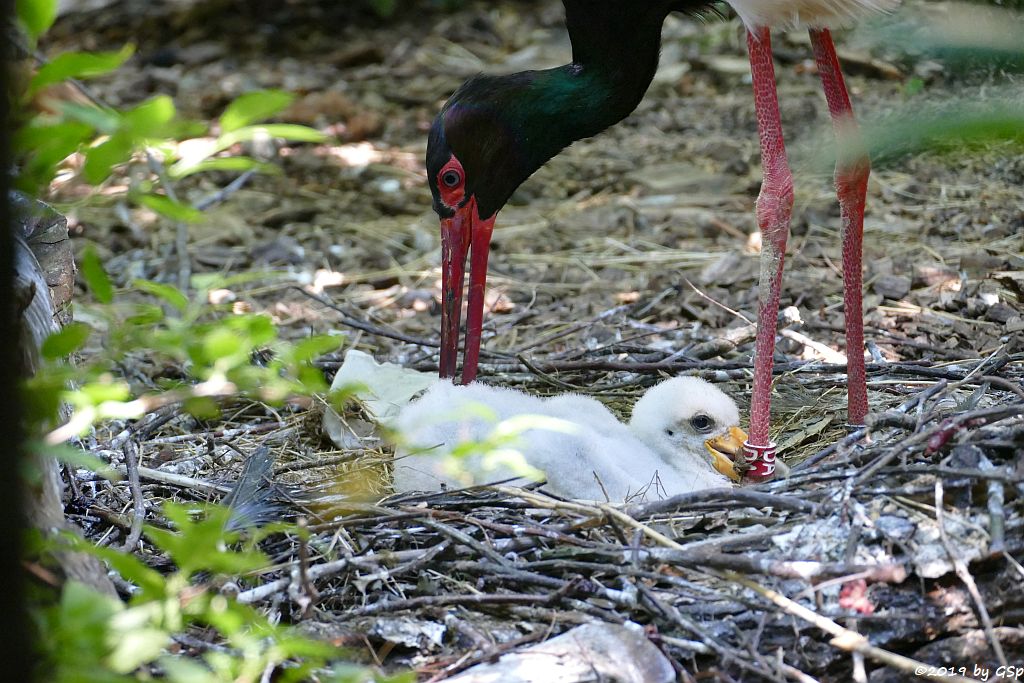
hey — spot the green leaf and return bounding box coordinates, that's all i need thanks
[124,303,165,326]
[217,123,328,150]
[137,194,203,223]
[80,244,114,303]
[123,95,176,137]
[219,90,294,133]
[29,44,135,95]
[147,504,268,578]
[183,395,220,419]
[41,443,118,479]
[59,101,122,134]
[16,0,58,42]
[168,156,278,180]
[78,380,131,405]
[203,327,245,361]
[368,0,397,17]
[13,120,93,191]
[132,279,189,313]
[41,322,91,359]
[286,335,341,365]
[83,133,133,185]
[160,657,217,683]
[82,544,168,600]
[107,610,169,673]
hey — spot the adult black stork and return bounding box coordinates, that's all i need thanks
[426,0,894,480]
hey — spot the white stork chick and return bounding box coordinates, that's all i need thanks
[391,377,747,503]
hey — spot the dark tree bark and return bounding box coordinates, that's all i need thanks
[14,194,116,598]
[0,4,33,673]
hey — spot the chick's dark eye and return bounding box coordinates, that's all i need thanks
[664,428,675,437]
[690,415,714,433]
[441,169,462,188]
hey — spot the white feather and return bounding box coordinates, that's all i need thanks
[392,377,739,502]
[726,0,899,29]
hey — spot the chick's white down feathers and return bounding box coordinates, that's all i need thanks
[392,377,741,502]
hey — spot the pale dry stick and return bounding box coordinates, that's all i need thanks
[934,480,1008,669]
[114,464,231,497]
[656,635,713,656]
[144,421,288,446]
[978,456,1006,554]
[47,377,240,445]
[235,546,438,604]
[781,329,847,364]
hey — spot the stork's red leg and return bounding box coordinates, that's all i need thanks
[439,216,471,379]
[809,28,870,427]
[462,216,495,384]
[744,26,793,480]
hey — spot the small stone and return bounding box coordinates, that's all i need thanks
[872,274,911,300]
[986,302,1017,324]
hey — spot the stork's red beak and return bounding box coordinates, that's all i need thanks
[439,196,496,383]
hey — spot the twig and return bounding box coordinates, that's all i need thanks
[236,547,440,604]
[516,353,584,391]
[145,152,190,291]
[298,287,444,349]
[934,480,1008,669]
[119,440,146,552]
[510,304,632,354]
[626,488,819,518]
[854,404,1024,484]
[724,571,981,683]
[194,170,256,211]
[346,582,579,617]
[113,464,231,496]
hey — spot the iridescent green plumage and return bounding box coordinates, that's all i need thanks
[427,0,710,219]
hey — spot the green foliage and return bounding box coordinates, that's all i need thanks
[15,0,57,43]
[219,90,295,133]
[28,44,135,95]
[35,505,408,682]
[25,259,344,435]
[80,244,114,303]
[14,7,326,219]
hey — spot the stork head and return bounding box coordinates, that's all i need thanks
[426,73,571,381]
[629,377,747,482]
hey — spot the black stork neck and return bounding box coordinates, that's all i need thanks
[428,0,707,220]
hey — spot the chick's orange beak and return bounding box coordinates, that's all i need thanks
[704,426,747,482]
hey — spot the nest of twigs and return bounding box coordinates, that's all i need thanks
[76,354,1024,682]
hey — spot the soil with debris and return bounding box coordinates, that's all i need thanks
[40,0,1024,680]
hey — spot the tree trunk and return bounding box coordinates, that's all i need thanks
[14,193,116,597]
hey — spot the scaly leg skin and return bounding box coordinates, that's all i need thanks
[462,216,495,384]
[809,28,870,427]
[744,27,794,481]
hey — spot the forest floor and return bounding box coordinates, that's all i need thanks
[40,0,1024,680]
